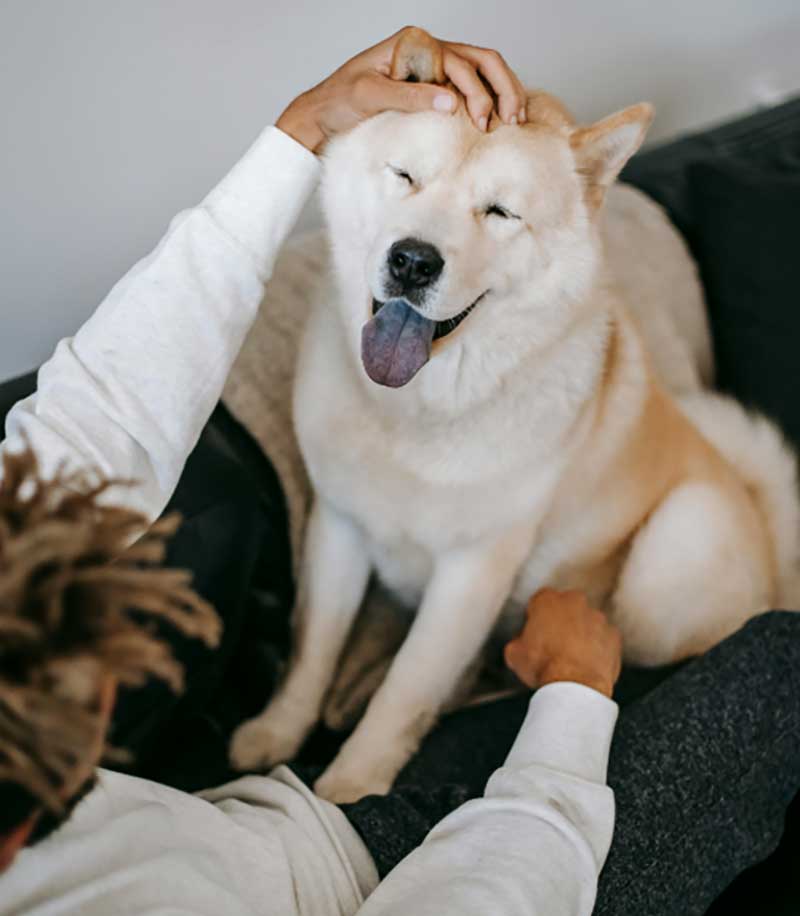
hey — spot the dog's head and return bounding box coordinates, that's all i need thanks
[321,44,652,394]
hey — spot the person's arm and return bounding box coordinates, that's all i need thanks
[2,27,526,522]
[4,125,318,519]
[356,589,623,916]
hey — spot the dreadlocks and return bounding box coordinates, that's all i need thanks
[0,445,220,817]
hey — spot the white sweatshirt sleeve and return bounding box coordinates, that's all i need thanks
[2,126,320,519]
[354,682,618,916]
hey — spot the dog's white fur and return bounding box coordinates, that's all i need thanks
[230,95,800,803]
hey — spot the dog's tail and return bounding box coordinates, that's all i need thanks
[678,391,800,608]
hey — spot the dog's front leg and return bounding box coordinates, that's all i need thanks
[230,498,370,771]
[314,537,526,803]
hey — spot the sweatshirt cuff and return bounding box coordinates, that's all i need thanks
[202,124,321,279]
[502,682,619,784]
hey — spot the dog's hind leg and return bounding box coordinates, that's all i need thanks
[609,481,774,667]
[314,534,528,803]
[229,498,370,771]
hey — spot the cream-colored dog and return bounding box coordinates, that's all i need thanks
[231,38,800,803]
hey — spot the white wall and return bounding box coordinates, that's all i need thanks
[2,0,799,382]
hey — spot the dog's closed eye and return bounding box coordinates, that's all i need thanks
[387,164,415,186]
[485,203,520,220]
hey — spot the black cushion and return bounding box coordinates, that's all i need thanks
[622,96,800,253]
[689,159,800,449]
[0,371,37,420]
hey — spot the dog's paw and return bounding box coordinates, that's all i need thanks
[314,763,394,805]
[229,713,306,772]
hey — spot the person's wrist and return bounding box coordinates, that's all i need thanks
[276,93,326,154]
[537,661,615,698]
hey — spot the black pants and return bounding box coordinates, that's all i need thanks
[112,413,800,916]
[341,613,800,915]
[109,406,295,791]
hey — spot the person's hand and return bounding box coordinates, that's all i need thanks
[276,26,528,152]
[504,588,623,698]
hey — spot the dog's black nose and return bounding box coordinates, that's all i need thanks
[388,238,444,291]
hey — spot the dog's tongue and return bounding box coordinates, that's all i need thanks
[361,298,436,388]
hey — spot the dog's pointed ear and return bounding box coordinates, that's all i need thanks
[390,27,446,84]
[570,103,654,210]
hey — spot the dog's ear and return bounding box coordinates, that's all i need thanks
[570,103,654,211]
[390,27,446,85]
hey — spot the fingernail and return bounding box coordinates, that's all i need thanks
[434,93,455,112]
[519,106,527,123]
[478,115,488,132]
[510,114,518,126]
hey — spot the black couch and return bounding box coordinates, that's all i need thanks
[2,97,799,915]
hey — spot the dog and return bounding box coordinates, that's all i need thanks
[230,32,800,803]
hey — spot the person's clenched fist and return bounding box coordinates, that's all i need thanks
[504,588,623,698]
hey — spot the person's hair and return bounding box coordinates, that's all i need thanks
[0,445,220,828]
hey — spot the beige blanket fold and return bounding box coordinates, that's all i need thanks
[222,231,329,575]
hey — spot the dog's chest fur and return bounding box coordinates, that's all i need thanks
[294,298,615,607]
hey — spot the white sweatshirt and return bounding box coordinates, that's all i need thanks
[0,124,618,916]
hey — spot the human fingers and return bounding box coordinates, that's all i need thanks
[352,70,457,117]
[441,47,494,131]
[445,42,527,124]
